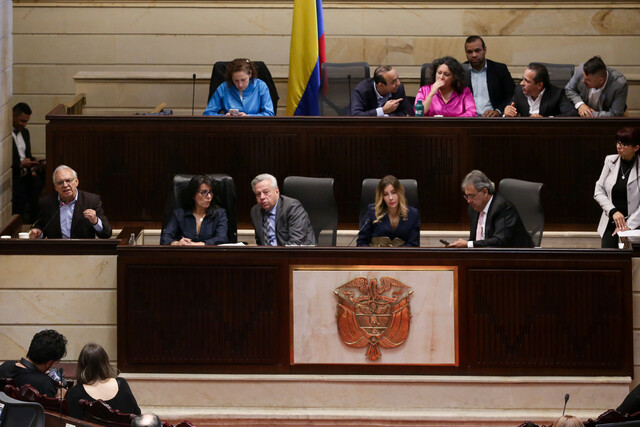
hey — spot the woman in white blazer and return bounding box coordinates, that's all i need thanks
[594,127,640,248]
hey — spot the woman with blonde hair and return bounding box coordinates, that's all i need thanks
[66,343,141,420]
[357,175,420,247]
[552,415,583,427]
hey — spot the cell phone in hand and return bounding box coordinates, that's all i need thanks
[229,109,240,116]
[439,239,450,246]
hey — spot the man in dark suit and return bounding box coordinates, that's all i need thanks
[250,173,315,246]
[448,170,533,248]
[349,65,413,117]
[12,102,44,223]
[463,36,515,117]
[29,165,112,239]
[565,55,628,117]
[504,63,578,117]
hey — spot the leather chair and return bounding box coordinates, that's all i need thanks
[359,178,420,226]
[0,390,45,427]
[420,62,434,87]
[539,62,575,88]
[4,383,69,415]
[498,178,544,247]
[79,399,136,426]
[162,174,238,243]
[282,176,338,246]
[320,62,370,116]
[208,61,279,114]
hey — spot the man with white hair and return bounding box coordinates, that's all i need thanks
[250,173,315,246]
[131,413,162,427]
[29,164,112,239]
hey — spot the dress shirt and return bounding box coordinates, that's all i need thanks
[469,63,493,115]
[468,196,493,247]
[12,129,27,162]
[415,85,477,117]
[58,192,103,238]
[264,201,278,246]
[203,78,274,116]
[526,88,546,116]
[373,81,391,117]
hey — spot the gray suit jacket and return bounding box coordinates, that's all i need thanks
[250,195,316,246]
[565,64,628,117]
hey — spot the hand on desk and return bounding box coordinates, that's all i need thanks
[29,228,42,239]
[612,211,629,236]
[170,237,205,246]
[578,104,595,118]
[446,239,469,248]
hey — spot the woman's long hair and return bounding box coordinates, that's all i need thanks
[429,56,467,94]
[374,175,409,223]
[225,58,257,86]
[181,175,217,215]
[75,343,118,385]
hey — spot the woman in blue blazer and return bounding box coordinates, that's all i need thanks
[357,175,420,247]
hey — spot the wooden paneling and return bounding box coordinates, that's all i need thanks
[46,111,640,229]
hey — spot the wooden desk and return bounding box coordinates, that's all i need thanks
[117,245,633,376]
[45,107,640,229]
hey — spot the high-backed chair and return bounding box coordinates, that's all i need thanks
[420,62,434,87]
[208,61,279,114]
[0,391,45,427]
[4,383,69,415]
[539,62,575,88]
[79,399,136,426]
[498,178,544,247]
[359,178,420,226]
[320,62,370,116]
[162,174,237,243]
[282,176,338,246]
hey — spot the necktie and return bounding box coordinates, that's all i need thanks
[263,212,275,246]
[476,211,485,241]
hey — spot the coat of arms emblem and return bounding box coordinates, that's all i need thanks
[334,276,412,361]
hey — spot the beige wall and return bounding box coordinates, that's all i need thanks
[1,0,12,226]
[11,1,640,156]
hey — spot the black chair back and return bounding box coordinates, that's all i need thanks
[539,62,575,88]
[498,178,544,247]
[320,62,370,116]
[208,61,279,114]
[162,174,237,243]
[420,62,434,87]
[0,391,45,427]
[359,178,419,226]
[282,176,338,246]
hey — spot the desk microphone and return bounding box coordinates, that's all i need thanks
[191,73,196,115]
[347,218,369,246]
[562,393,570,415]
[32,202,64,237]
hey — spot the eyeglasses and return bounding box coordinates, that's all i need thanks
[198,189,213,197]
[463,193,480,201]
[54,178,76,186]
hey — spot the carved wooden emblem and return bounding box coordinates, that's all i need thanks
[334,276,412,361]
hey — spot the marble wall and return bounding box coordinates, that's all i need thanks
[1,0,12,226]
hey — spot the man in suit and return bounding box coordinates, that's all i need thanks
[565,56,628,117]
[250,173,316,246]
[504,63,578,117]
[12,102,44,223]
[29,165,112,239]
[349,65,413,116]
[463,36,515,117]
[448,170,533,248]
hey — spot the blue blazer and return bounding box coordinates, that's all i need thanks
[160,207,228,245]
[357,205,420,247]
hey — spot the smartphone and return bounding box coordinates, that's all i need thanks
[229,109,240,116]
[439,239,450,246]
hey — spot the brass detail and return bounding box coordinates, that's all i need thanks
[334,276,412,361]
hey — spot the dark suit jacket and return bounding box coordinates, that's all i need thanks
[12,128,34,180]
[350,78,413,117]
[357,205,420,247]
[468,193,533,248]
[251,195,316,246]
[464,59,515,113]
[160,207,228,245]
[510,84,578,117]
[35,190,112,239]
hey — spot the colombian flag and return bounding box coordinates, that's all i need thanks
[286,0,325,116]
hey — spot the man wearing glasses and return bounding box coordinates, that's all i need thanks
[29,164,112,239]
[447,170,533,248]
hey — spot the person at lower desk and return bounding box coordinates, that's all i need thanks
[160,175,228,246]
[66,343,140,420]
[203,58,274,117]
[594,127,640,248]
[357,175,420,247]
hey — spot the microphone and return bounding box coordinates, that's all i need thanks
[347,217,370,247]
[191,73,196,115]
[562,393,570,415]
[32,202,64,237]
